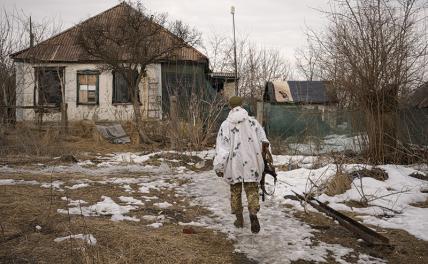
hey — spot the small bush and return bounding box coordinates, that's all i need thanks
[325,172,353,196]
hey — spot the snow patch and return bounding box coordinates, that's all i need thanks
[118,196,144,206]
[41,180,64,191]
[58,196,139,222]
[65,183,89,189]
[54,234,97,245]
[0,179,39,185]
[153,202,172,209]
[147,222,163,228]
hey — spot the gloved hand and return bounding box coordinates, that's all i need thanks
[262,142,273,163]
[215,171,224,178]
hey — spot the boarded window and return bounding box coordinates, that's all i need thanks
[77,72,99,104]
[37,68,64,106]
[113,71,138,103]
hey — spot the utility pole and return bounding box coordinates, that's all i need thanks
[231,6,238,96]
[29,16,34,48]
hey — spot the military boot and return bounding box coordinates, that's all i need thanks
[234,213,244,228]
[250,214,260,233]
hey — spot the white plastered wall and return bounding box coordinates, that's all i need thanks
[15,62,162,122]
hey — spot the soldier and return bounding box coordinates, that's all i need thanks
[213,96,269,233]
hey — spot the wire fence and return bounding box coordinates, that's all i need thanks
[1,102,427,158]
[260,103,427,156]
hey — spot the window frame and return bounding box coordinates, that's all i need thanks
[35,66,65,107]
[112,70,140,105]
[76,70,100,106]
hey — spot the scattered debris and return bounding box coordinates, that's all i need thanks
[183,227,196,234]
[96,123,131,144]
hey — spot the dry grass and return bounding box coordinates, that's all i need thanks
[0,172,254,264]
[325,172,353,196]
[0,122,167,162]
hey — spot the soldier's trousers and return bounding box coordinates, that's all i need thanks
[230,182,260,215]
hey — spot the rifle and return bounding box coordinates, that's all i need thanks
[260,142,277,201]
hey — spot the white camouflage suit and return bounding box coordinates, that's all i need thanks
[214,106,269,184]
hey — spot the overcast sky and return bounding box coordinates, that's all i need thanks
[2,0,330,66]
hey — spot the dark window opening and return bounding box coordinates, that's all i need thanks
[37,67,64,106]
[161,63,206,117]
[113,70,139,104]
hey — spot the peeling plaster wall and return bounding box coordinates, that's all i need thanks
[15,63,162,122]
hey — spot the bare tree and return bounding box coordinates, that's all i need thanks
[0,7,62,126]
[306,0,428,163]
[77,1,201,143]
[295,36,321,81]
[203,33,291,104]
[202,31,229,73]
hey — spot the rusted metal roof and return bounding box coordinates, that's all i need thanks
[11,3,207,63]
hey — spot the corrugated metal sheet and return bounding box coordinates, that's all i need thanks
[209,72,236,79]
[11,3,207,63]
[287,81,332,104]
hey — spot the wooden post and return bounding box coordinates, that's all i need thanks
[263,102,271,137]
[256,101,264,125]
[61,102,68,134]
[169,96,178,149]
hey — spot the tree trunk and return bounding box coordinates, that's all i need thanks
[60,102,68,135]
[131,79,154,144]
[133,102,153,144]
[365,110,398,164]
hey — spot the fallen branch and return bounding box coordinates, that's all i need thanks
[290,190,390,246]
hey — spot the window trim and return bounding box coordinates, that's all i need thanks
[112,70,140,105]
[35,66,65,107]
[76,70,100,106]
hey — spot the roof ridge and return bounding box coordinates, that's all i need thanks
[11,2,207,62]
[11,2,128,58]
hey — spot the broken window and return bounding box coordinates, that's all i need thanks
[37,67,64,106]
[77,71,99,104]
[112,70,138,104]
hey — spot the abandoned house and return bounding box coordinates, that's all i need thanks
[11,3,209,122]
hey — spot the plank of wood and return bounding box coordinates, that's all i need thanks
[291,191,390,245]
